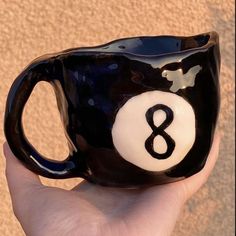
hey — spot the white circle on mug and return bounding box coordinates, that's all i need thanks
[112,91,196,172]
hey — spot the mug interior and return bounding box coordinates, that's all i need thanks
[77,33,210,56]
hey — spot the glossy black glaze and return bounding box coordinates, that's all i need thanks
[4,32,220,187]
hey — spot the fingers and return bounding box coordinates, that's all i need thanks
[178,131,221,200]
[3,142,43,216]
[195,132,221,179]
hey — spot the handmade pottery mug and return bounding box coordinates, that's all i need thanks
[4,31,220,187]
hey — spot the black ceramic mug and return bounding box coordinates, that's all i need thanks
[4,32,220,187]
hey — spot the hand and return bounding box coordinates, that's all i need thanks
[3,133,220,236]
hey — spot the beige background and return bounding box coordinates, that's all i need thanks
[0,0,234,235]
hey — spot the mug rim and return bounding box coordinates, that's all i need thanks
[29,31,219,68]
[59,31,219,58]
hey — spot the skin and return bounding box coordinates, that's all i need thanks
[3,133,220,236]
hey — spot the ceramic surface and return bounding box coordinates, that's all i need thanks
[4,32,220,187]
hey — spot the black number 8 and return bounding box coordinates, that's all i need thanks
[145,104,175,160]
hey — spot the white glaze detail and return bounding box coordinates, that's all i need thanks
[112,91,196,171]
[162,65,202,92]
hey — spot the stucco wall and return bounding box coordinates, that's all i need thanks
[0,0,234,235]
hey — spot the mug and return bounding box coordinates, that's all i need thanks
[4,32,220,187]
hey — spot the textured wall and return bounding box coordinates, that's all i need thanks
[0,0,234,235]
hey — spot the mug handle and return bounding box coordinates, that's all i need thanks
[4,59,80,178]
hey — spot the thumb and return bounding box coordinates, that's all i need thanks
[3,142,43,217]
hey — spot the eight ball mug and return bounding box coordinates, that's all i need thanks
[4,31,220,187]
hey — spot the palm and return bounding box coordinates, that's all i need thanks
[4,133,220,236]
[22,181,184,236]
